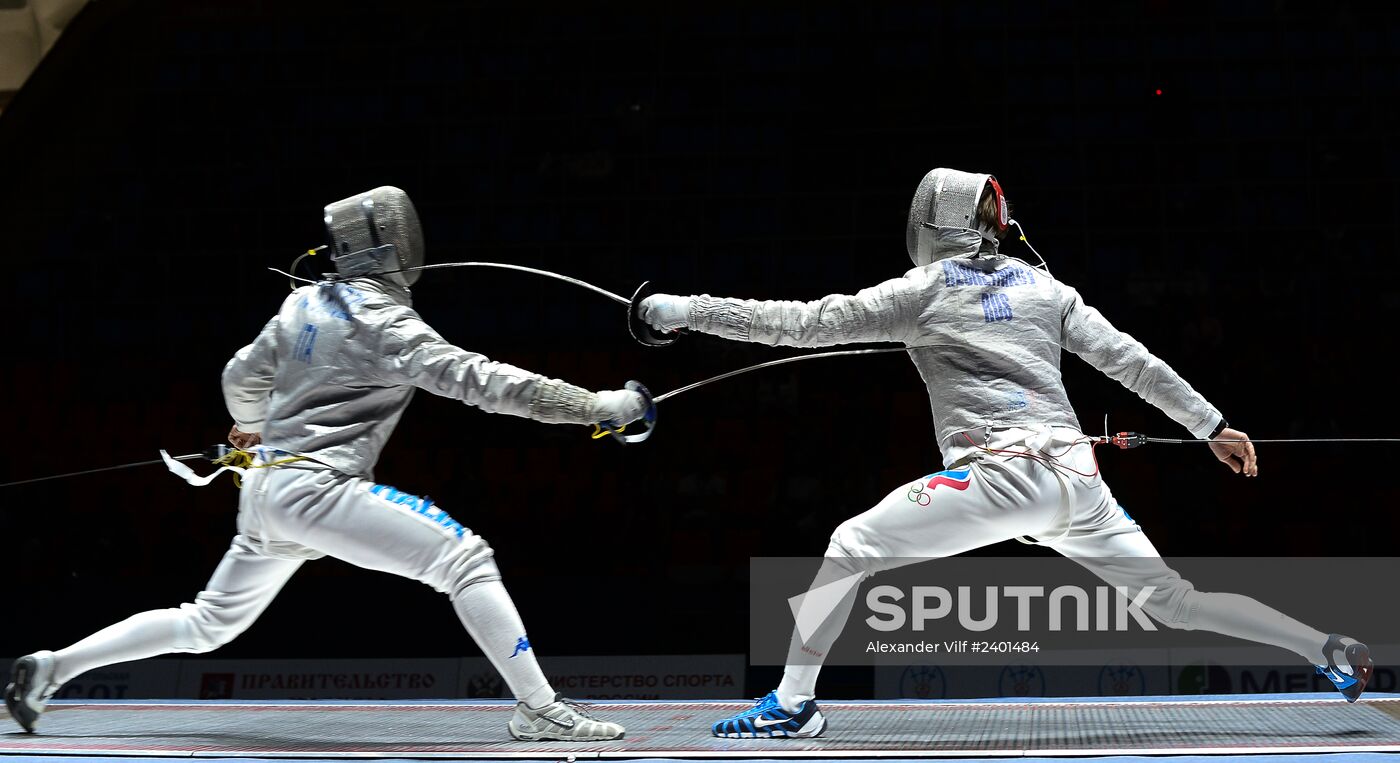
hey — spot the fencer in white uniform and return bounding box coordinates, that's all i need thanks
[637,168,1373,739]
[5,187,641,741]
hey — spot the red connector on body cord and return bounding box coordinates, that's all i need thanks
[1107,432,1147,449]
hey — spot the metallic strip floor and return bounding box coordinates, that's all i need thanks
[3,697,1400,758]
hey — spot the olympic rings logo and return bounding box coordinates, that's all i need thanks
[906,480,931,506]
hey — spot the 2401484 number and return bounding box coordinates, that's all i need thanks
[971,641,1040,653]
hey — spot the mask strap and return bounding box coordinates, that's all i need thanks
[987,176,1009,231]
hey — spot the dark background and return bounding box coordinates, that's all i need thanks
[1,0,1396,695]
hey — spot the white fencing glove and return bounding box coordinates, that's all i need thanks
[637,294,692,332]
[590,389,648,426]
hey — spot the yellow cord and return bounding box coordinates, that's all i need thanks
[212,449,253,469]
[212,449,309,487]
[590,423,626,440]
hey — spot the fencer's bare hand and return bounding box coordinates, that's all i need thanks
[228,425,262,450]
[1208,426,1257,477]
[638,294,692,332]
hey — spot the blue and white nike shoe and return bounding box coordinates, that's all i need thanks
[712,691,826,738]
[1315,634,1373,702]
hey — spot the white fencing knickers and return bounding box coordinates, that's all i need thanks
[50,462,555,708]
[776,426,1329,709]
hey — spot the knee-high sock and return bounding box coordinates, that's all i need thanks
[1061,528,1330,667]
[51,539,301,687]
[776,553,869,712]
[1186,591,1327,664]
[452,580,555,709]
[53,609,188,685]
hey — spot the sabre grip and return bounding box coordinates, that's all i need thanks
[203,444,242,461]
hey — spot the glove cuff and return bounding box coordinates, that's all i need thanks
[688,294,755,338]
[528,379,596,425]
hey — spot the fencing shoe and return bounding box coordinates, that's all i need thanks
[1316,634,1373,702]
[712,690,826,738]
[508,693,625,741]
[6,651,59,733]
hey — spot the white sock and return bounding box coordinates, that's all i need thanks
[775,553,866,713]
[52,609,189,685]
[776,665,821,713]
[451,580,555,709]
[1187,591,1328,665]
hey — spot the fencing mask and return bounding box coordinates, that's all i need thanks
[905,168,1008,267]
[325,186,425,288]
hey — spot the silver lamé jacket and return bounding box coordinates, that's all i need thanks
[221,278,598,478]
[685,253,1222,456]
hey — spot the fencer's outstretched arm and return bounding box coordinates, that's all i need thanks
[1058,284,1233,441]
[372,305,644,426]
[641,278,922,348]
[221,316,280,436]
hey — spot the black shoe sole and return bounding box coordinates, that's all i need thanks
[1342,643,1373,703]
[6,656,40,733]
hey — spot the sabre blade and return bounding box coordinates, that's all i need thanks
[275,261,634,306]
[654,348,906,404]
[395,262,631,305]
[0,453,205,489]
[1144,437,1400,444]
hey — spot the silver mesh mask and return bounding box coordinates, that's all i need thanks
[324,186,425,288]
[905,168,1007,267]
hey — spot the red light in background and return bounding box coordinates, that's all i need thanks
[1155,89,1163,95]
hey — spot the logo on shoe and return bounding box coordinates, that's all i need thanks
[542,710,576,728]
[1321,665,1357,688]
[754,716,793,728]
